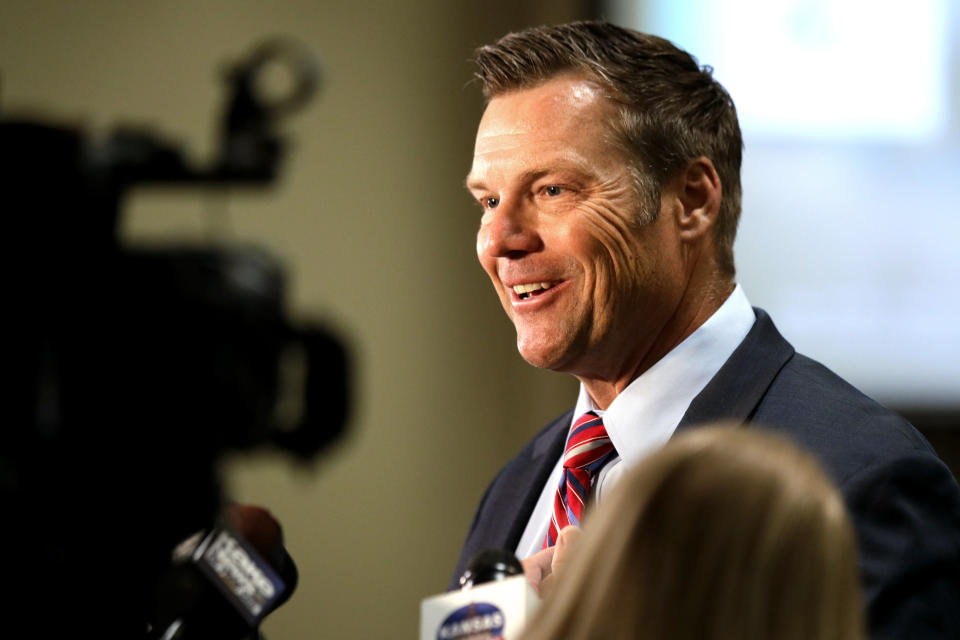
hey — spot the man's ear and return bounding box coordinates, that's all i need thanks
[675,156,722,242]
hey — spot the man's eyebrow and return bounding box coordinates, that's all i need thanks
[465,162,594,194]
[517,167,589,186]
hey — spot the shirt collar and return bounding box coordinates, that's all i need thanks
[573,284,756,464]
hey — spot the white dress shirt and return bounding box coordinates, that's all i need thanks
[514,284,757,558]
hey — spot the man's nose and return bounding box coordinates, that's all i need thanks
[478,200,542,259]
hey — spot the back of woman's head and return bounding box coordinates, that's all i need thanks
[522,425,865,640]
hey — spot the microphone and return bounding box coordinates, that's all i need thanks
[420,549,540,640]
[147,504,298,640]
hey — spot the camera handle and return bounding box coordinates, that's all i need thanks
[272,323,351,459]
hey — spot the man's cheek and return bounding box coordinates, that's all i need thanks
[576,206,635,259]
[578,224,635,283]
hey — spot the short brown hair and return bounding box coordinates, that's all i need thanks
[473,21,743,276]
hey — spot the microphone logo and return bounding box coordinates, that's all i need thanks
[436,602,506,640]
[194,527,286,625]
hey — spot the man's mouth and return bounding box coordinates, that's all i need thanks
[512,281,557,300]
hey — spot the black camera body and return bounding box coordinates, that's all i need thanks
[2,39,347,637]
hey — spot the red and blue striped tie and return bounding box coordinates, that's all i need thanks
[543,411,616,548]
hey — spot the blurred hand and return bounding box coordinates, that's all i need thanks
[521,545,554,595]
[521,526,583,597]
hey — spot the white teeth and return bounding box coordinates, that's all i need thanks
[513,282,554,295]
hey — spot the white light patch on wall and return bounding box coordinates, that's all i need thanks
[638,0,949,142]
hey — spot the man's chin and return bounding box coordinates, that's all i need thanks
[516,340,573,372]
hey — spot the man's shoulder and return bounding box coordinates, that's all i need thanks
[752,349,938,484]
[695,306,939,483]
[763,352,960,638]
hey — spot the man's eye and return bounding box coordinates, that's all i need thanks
[484,197,500,209]
[544,185,564,196]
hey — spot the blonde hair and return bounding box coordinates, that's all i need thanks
[521,425,865,640]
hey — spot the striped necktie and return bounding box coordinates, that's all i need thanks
[543,411,616,548]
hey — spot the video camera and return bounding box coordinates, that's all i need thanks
[2,38,349,637]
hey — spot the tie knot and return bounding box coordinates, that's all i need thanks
[563,411,614,471]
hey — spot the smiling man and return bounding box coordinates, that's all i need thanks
[469,71,724,408]
[452,21,960,639]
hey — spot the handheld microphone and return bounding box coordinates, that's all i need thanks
[148,505,298,640]
[420,549,539,640]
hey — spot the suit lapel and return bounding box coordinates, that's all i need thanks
[451,408,573,588]
[677,308,794,431]
[496,409,572,550]
[484,409,573,549]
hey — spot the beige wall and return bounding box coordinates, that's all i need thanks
[0,1,589,637]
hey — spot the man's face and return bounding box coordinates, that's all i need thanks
[467,74,688,381]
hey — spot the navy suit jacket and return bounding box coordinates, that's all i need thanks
[451,309,960,639]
